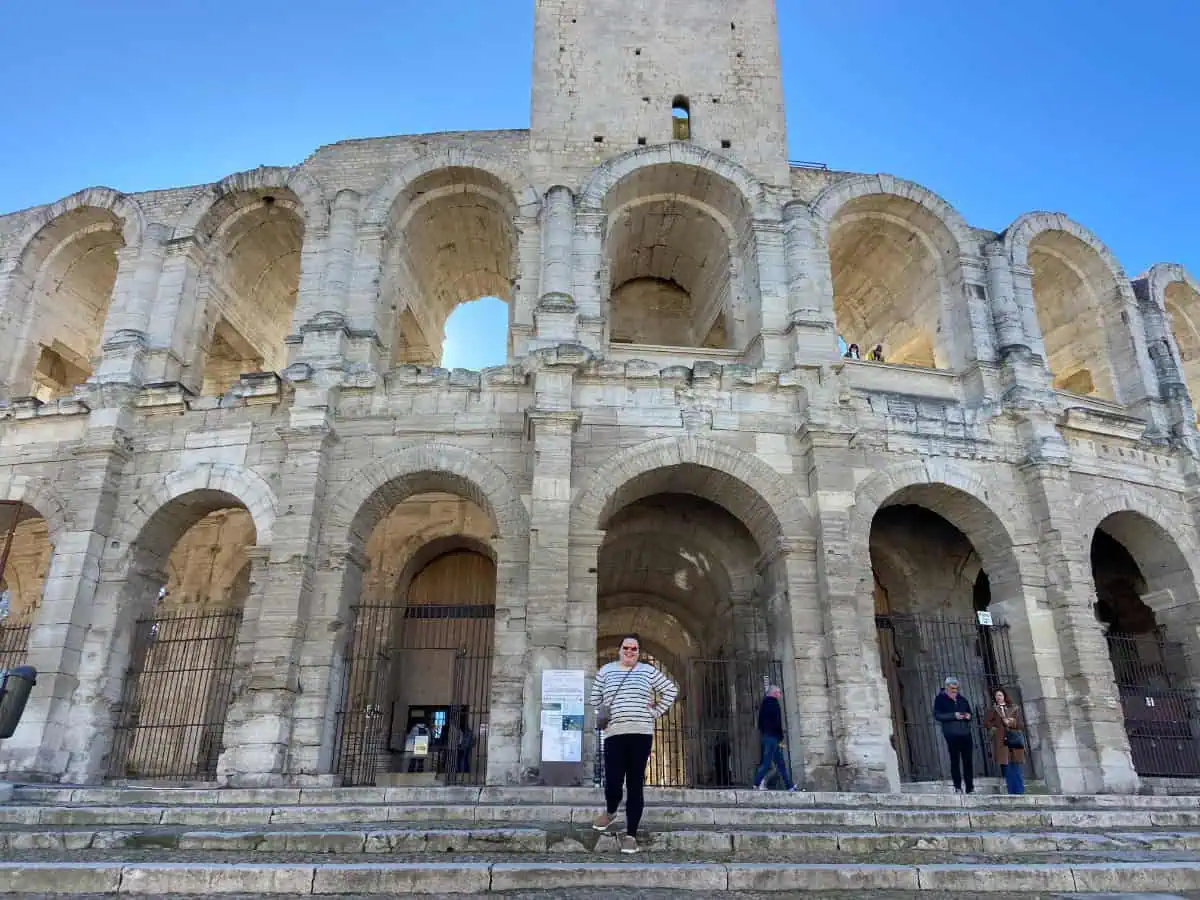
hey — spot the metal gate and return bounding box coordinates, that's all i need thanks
[876,612,1025,783]
[593,657,787,788]
[107,609,242,780]
[1107,629,1200,778]
[333,601,493,786]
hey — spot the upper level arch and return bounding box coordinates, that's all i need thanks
[0,189,144,400]
[812,175,978,370]
[1003,212,1141,402]
[1137,263,1200,408]
[172,166,329,243]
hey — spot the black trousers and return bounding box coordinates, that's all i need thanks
[945,734,974,792]
[603,733,654,836]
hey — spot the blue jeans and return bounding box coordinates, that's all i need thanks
[753,736,793,789]
[1002,761,1025,795]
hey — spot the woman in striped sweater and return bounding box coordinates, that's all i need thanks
[590,633,679,854]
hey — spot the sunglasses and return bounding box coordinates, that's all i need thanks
[621,645,639,652]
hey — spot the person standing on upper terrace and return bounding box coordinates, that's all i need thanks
[590,634,678,855]
[933,676,976,794]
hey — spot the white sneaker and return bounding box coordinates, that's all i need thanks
[755,782,767,791]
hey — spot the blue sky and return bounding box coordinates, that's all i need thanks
[1,2,1196,371]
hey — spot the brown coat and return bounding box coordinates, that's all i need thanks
[984,704,1026,766]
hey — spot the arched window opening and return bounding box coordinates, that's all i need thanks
[603,163,752,350]
[0,501,51,667]
[193,190,305,396]
[2,207,125,402]
[382,168,516,371]
[1164,279,1200,415]
[440,297,509,370]
[829,194,962,370]
[672,97,691,141]
[1027,230,1125,402]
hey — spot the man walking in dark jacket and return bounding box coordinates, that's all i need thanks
[752,685,796,791]
[933,676,975,793]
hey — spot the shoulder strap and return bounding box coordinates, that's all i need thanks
[605,664,638,705]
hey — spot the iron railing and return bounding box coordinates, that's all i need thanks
[0,622,31,669]
[333,602,493,786]
[592,657,787,789]
[1107,629,1200,778]
[106,608,242,780]
[876,612,1027,783]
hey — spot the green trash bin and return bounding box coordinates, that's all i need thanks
[0,666,37,739]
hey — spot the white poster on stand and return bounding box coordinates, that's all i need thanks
[541,669,586,763]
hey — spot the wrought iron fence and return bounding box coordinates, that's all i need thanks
[106,609,242,780]
[592,657,787,789]
[876,612,1027,783]
[333,602,493,786]
[1107,629,1200,778]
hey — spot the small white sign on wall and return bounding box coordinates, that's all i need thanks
[976,610,993,627]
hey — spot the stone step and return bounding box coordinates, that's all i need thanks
[2,825,1200,855]
[1,859,1200,894]
[12,785,1200,810]
[3,802,1199,830]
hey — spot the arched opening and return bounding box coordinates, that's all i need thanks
[1028,230,1125,401]
[0,502,52,666]
[829,194,964,369]
[107,494,254,780]
[594,469,793,788]
[334,491,497,786]
[191,190,305,395]
[869,488,1025,785]
[1091,512,1200,778]
[381,168,515,369]
[604,164,752,350]
[671,97,691,141]
[2,207,125,401]
[1164,279,1200,415]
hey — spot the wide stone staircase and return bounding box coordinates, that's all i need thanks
[1,783,1200,896]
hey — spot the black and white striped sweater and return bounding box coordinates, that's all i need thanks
[590,662,679,737]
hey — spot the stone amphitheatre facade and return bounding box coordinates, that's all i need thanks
[0,0,1198,794]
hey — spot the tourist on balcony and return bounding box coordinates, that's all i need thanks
[933,676,975,793]
[844,343,861,359]
[869,344,885,362]
[984,688,1026,795]
[590,634,679,855]
[752,684,797,792]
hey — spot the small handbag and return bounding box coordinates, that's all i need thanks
[596,666,636,731]
[1004,729,1025,750]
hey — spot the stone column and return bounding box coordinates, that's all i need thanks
[217,419,337,786]
[572,210,605,352]
[532,187,579,350]
[751,216,792,370]
[0,258,35,400]
[783,204,838,367]
[14,425,135,782]
[143,240,204,387]
[510,214,542,358]
[1017,459,1139,793]
[520,404,581,782]
[567,529,604,781]
[985,242,1028,357]
[809,435,899,791]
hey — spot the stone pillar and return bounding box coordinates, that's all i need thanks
[782,204,839,367]
[510,214,542,358]
[520,404,580,782]
[567,529,604,781]
[0,258,35,400]
[572,211,606,352]
[532,187,579,350]
[15,426,135,782]
[217,419,336,786]
[985,242,1028,356]
[142,240,204,387]
[751,215,792,370]
[809,435,899,791]
[1017,460,1139,793]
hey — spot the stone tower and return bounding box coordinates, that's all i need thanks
[530,0,790,186]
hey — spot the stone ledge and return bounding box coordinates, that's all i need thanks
[0,860,1197,894]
